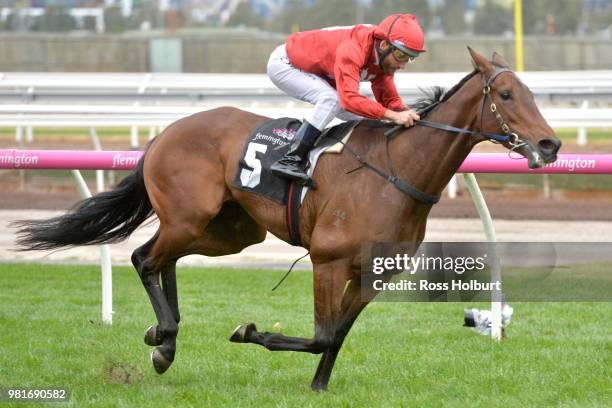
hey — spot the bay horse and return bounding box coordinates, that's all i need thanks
[13,48,560,391]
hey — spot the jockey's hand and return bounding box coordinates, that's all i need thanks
[384,109,420,127]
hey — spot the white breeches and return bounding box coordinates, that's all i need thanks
[267,44,362,131]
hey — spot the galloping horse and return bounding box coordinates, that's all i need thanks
[14,48,560,391]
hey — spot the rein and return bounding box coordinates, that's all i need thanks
[399,119,509,143]
[330,135,441,204]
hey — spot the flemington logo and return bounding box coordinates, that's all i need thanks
[253,131,290,146]
[112,153,140,168]
[545,156,596,172]
[0,151,39,168]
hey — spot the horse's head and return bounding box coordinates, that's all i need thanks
[468,47,561,168]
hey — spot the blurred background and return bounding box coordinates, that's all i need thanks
[0,0,610,72]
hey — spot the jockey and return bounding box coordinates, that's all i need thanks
[267,13,426,182]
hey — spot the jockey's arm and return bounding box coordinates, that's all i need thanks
[334,42,419,127]
[334,42,390,120]
[373,75,419,127]
[371,75,405,111]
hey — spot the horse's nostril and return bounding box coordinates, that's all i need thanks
[538,138,561,156]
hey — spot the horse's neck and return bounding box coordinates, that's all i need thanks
[393,74,483,198]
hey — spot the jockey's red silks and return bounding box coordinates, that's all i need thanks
[285,25,405,119]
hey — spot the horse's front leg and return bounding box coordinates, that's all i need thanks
[310,274,383,391]
[231,259,348,355]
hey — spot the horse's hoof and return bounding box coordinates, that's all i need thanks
[144,325,162,346]
[311,381,328,392]
[150,348,173,374]
[229,323,257,343]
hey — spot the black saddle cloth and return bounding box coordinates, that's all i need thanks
[233,118,357,204]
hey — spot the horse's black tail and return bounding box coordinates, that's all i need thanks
[12,155,153,251]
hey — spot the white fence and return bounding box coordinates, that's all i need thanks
[2,71,610,149]
[1,71,612,104]
[2,105,610,151]
[1,105,611,128]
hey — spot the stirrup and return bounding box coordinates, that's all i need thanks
[271,161,307,179]
[270,160,318,191]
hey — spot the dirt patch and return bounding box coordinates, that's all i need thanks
[0,189,82,210]
[103,361,145,385]
[430,194,612,221]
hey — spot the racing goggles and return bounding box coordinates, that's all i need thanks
[391,46,416,63]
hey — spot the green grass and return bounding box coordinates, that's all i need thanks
[0,263,609,407]
[556,128,611,143]
[0,127,153,141]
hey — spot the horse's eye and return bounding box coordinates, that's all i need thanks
[500,90,512,101]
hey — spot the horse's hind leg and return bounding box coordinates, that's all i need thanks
[132,217,216,373]
[161,260,180,323]
[134,201,266,374]
[131,230,185,374]
[131,233,180,348]
[141,259,179,348]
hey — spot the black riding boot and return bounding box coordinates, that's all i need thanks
[270,120,321,182]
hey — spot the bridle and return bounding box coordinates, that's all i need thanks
[333,67,530,205]
[478,66,528,152]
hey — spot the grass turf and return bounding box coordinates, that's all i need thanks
[0,263,610,407]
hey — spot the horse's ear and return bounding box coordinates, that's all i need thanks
[467,46,493,75]
[492,51,510,69]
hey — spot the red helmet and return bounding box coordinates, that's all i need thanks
[375,13,426,57]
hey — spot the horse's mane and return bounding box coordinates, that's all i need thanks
[359,69,480,130]
[412,69,479,116]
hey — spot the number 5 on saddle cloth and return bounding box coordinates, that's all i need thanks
[233,117,358,245]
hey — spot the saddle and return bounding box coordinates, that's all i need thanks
[233,117,358,245]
